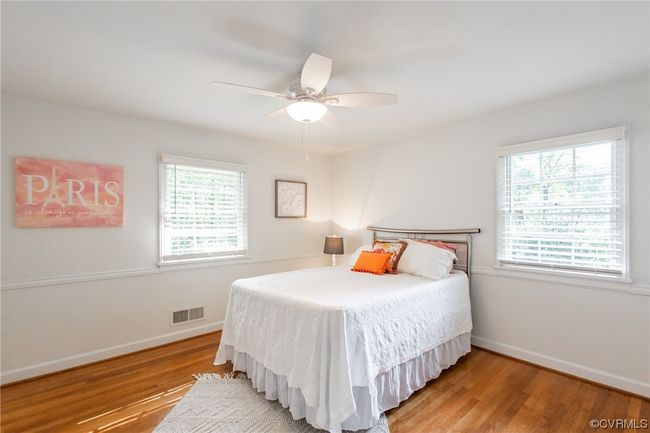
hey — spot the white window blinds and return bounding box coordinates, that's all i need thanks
[496,126,627,276]
[160,155,248,263]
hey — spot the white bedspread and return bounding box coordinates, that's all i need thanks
[215,266,472,432]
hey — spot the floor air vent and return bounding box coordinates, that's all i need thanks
[171,306,205,326]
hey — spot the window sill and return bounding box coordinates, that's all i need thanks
[159,255,250,271]
[157,252,326,273]
[482,264,648,296]
[494,263,631,284]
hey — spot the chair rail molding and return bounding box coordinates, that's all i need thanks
[1,253,325,291]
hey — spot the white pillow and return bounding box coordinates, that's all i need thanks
[348,244,372,266]
[398,239,456,280]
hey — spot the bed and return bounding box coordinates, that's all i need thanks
[215,226,480,432]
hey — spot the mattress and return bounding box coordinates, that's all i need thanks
[215,266,473,432]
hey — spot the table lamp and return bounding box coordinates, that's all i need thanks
[323,235,344,266]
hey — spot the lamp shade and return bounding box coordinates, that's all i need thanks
[323,235,344,255]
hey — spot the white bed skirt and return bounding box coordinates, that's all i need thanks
[225,332,471,432]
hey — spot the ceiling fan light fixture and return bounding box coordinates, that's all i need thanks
[286,101,327,123]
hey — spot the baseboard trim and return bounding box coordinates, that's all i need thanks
[471,335,650,398]
[0,321,223,385]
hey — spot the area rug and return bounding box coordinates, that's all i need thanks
[153,373,390,433]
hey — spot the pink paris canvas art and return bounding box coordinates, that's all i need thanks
[15,157,124,227]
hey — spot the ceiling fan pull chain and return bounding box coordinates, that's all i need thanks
[300,124,309,161]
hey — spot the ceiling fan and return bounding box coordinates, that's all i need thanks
[213,53,398,125]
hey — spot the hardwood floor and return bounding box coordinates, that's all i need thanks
[1,332,647,433]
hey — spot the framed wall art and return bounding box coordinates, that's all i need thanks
[15,156,124,227]
[275,179,307,218]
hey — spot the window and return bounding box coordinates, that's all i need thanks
[496,126,627,277]
[160,154,247,264]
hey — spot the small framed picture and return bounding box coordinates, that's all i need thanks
[275,180,307,218]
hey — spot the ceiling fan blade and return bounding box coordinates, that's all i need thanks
[300,53,332,96]
[323,92,398,107]
[257,107,289,123]
[213,81,290,100]
[319,109,344,128]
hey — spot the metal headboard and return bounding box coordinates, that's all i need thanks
[368,226,481,288]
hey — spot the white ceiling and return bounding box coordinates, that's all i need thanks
[2,1,648,154]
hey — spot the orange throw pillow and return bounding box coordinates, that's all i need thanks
[351,251,392,275]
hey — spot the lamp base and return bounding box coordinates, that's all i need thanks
[331,255,337,266]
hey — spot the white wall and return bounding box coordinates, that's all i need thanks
[0,94,331,382]
[3,76,649,397]
[331,76,650,396]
